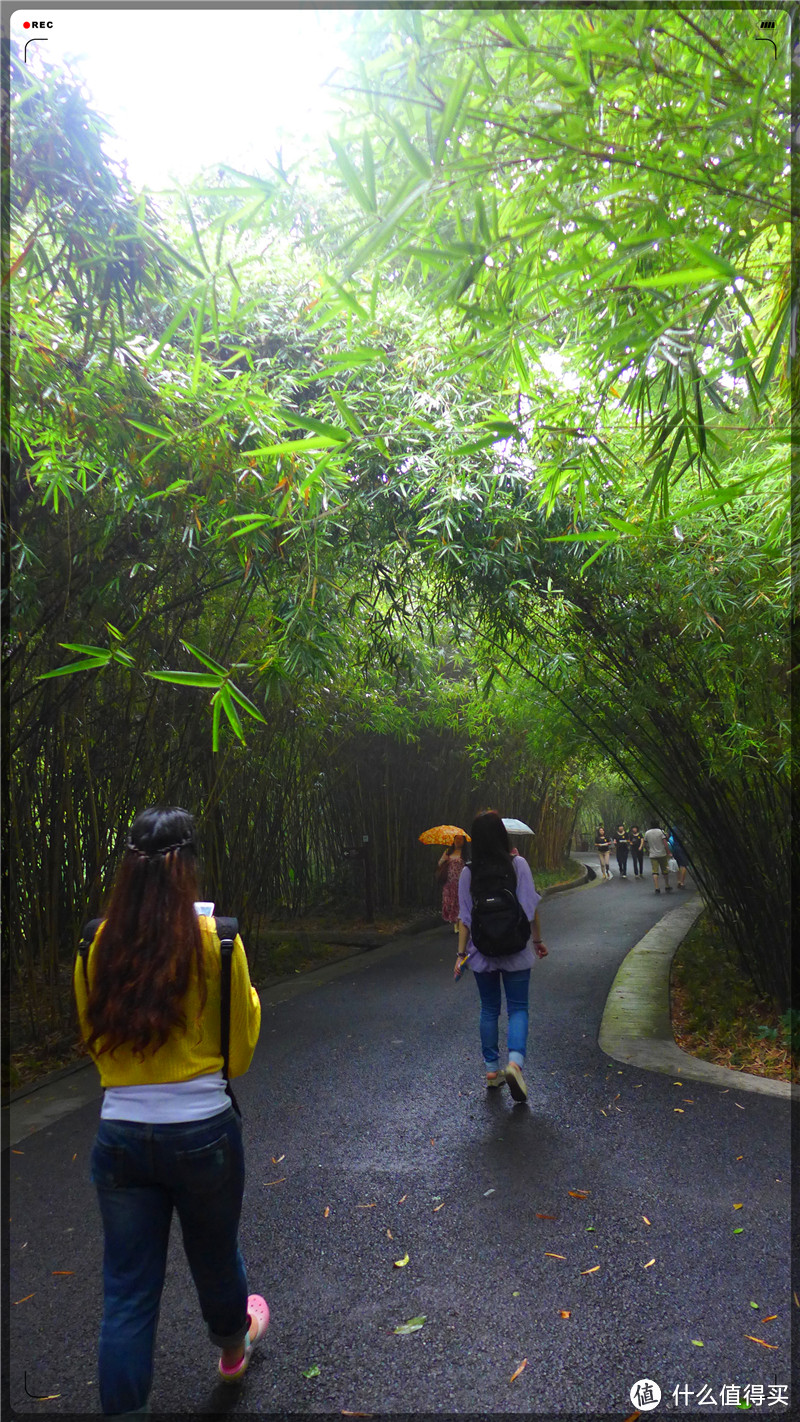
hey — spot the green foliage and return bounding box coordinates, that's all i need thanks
[6,23,791,1040]
[755,1011,800,1058]
[322,7,790,524]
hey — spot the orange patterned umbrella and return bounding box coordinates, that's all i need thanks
[418,824,471,845]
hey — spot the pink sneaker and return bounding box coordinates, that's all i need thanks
[218,1295,269,1382]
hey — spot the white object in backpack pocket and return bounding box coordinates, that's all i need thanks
[667,858,679,875]
[194,901,215,917]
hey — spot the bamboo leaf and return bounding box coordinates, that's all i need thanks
[249,437,342,456]
[329,137,375,214]
[148,671,222,688]
[217,683,244,741]
[629,267,727,291]
[227,681,268,723]
[37,655,110,679]
[386,115,432,179]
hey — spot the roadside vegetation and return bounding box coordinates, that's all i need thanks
[671,917,799,1085]
[5,9,790,1062]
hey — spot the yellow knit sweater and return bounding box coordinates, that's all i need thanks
[74,916,261,1088]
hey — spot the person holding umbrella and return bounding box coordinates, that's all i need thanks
[436,832,469,931]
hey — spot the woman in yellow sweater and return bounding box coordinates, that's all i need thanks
[74,806,264,1416]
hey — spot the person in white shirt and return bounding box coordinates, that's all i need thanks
[643,826,673,894]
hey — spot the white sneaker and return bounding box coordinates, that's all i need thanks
[505,1062,528,1103]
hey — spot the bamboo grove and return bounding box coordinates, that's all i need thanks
[4,8,792,1047]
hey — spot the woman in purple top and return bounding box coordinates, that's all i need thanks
[456,811,546,1103]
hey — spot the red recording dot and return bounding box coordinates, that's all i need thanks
[23,20,31,27]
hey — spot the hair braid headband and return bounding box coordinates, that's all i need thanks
[126,839,193,859]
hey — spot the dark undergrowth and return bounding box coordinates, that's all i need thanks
[671,915,798,1084]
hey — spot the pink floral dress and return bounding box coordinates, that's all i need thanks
[441,854,465,922]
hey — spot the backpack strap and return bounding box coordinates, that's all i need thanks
[77,918,103,988]
[214,916,241,1118]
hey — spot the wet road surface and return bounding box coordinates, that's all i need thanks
[7,877,792,1415]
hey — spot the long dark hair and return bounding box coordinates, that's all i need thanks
[85,806,206,1059]
[468,810,514,888]
[446,835,470,862]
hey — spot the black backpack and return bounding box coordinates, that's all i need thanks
[77,915,241,1116]
[469,860,531,957]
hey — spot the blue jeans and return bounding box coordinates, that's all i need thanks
[473,969,531,1068]
[90,1107,249,1416]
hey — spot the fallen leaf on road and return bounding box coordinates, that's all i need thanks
[691,1340,704,1346]
[536,1213,557,1220]
[52,1271,74,1276]
[433,1203,444,1212]
[585,1226,595,1232]
[430,1138,435,1145]
[750,1302,759,1309]
[673,1081,682,1085]
[744,1336,778,1349]
[674,1108,684,1113]
[512,1291,520,1297]
[761,1315,777,1322]
[357,1203,377,1208]
[580,1266,600,1274]
[71,1153,77,1162]
[341,1412,373,1416]
[264,1178,286,1186]
[272,1155,285,1164]
[13,1294,34,1305]
[733,1228,744,1234]
[736,1155,743,1160]
[393,1254,410,1268]
[11,1150,23,1155]
[643,1259,655,1269]
[642,1216,651,1225]
[544,1253,566,1259]
[324,1207,330,1218]
[568,1190,589,1199]
[483,1189,495,1197]
[509,1359,528,1383]
[302,1364,320,1378]
[625,1411,641,1422]
[634,1084,643,1088]
[600,1110,607,1116]
[398,1195,407,1203]
[394,1315,425,1334]
[794,1292,799,1309]
[386,1229,393,1239]
[559,1310,571,1318]
[683,1099,694,1104]
[733,1203,744,1209]
[735,1103,745,1109]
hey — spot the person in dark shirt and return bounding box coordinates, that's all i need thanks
[613,825,629,878]
[594,825,613,880]
[628,826,645,878]
[669,825,689,889]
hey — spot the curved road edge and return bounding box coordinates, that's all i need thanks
[598,893,796,1100]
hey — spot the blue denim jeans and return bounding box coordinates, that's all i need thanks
[90,1107,249,1416]
[473,968,531,1068]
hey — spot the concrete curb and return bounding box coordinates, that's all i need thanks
[541,863,589,896]
[598,894,796,1099]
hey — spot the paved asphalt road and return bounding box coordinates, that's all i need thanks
[7,877,792,1417]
